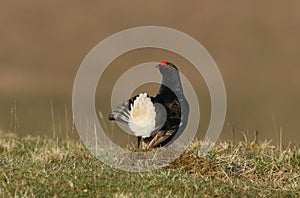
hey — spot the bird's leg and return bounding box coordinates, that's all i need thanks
[137,136,141,149]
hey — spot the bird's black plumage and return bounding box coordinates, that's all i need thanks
[109,61,189,149]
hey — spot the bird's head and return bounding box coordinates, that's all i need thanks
[156,61,181,86]
[156,61,179,74]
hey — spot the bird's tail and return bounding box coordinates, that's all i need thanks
[108,101,130,125]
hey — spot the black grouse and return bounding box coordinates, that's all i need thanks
[108,61,189,149]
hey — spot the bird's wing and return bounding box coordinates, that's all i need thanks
[151,97,167,133]
[147,128,178,149]
[150,96,189,148]
[170,97,189,139]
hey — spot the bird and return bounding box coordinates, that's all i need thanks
[108,61,189,149]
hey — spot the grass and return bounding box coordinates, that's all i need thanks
[0,131,299,197]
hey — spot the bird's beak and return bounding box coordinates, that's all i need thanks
[155,64,161,68]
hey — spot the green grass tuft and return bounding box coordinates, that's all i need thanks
[0,131,299,197]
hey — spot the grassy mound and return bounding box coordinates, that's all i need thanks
[0,131,299,197]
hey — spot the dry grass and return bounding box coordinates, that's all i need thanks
[0,131,299,197]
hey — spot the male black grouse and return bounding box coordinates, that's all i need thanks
[108,61,189,149]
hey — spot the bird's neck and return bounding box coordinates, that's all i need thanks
[158,74,184,97]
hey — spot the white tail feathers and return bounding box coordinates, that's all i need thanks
[128,93,156,138]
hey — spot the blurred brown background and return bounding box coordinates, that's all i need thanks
[1,1,300,147]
